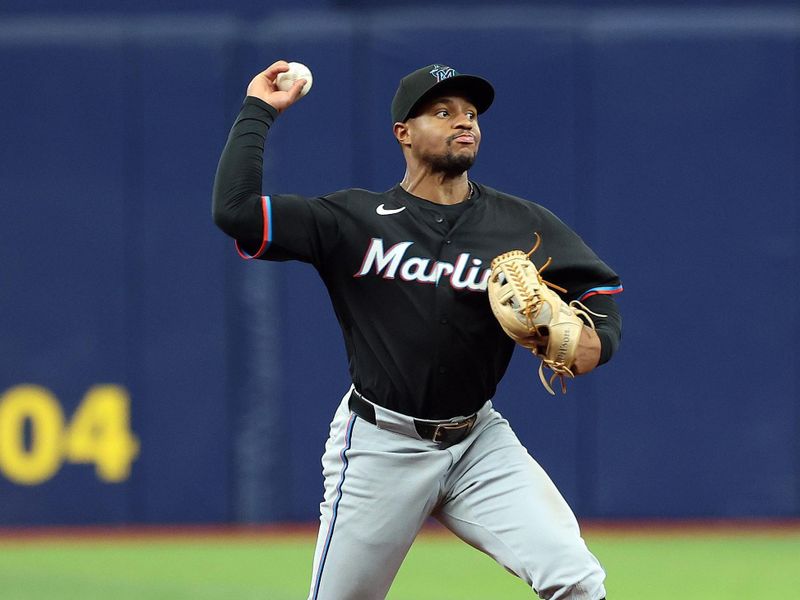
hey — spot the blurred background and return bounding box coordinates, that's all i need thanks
[1,0,798,530]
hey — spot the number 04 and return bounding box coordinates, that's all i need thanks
[0,384,139,485]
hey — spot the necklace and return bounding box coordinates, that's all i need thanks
[399,180,474,201]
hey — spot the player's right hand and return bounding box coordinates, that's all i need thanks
[246,60,307,113]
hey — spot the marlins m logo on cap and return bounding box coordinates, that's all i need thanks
[391,63,495,123]
[429,65,457,82]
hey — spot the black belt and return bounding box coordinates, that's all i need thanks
[348,389,477,446]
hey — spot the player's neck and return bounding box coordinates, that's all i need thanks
[400,169,471,206]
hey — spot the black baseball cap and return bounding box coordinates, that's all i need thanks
[391,64,495,124]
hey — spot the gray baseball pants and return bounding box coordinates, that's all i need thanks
[307,387,607,600]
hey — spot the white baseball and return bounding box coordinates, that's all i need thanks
[275,62,313,97]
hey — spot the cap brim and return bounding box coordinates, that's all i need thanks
[405,74,495,121]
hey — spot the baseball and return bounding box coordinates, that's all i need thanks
[276,62,313,97]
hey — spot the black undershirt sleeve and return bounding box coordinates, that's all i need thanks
[580,293,622,365]
[212,96,279,251]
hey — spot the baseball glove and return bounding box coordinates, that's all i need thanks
[488,233,602,395]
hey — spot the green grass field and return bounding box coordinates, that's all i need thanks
[1,527,798,599]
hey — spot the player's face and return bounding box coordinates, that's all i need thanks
[405,95,481,176]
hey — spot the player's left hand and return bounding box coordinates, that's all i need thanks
[570,326,601,375]
[488,237,606,394]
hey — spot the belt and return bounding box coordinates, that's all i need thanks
[348,389,477,446]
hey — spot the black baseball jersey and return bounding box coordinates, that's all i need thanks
[213,97,623,420]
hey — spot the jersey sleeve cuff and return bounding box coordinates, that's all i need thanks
[235,195,272,259]
[577,284,623,302]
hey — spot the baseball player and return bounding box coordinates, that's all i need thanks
[212,60,622,600]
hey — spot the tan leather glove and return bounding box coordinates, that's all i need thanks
[488,234,601,395]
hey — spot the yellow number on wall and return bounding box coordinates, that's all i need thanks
[0,385,65,485]
[65,385,140,482]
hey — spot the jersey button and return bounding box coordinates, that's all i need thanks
[444,239,452,245]
[435,216,444,223]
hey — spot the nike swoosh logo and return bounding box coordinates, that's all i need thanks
[376,204,406,216]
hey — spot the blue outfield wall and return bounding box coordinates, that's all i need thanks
[0,7,798,525]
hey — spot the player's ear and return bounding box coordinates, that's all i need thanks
[393,122,411,147]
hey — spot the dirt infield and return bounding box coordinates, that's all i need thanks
[1,518,799,544]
